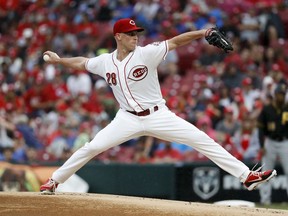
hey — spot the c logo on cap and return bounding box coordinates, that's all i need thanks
[129,20,135,25]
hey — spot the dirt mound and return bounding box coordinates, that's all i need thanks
[0,192,287,216]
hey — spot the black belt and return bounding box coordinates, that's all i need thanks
[127,106,159,116]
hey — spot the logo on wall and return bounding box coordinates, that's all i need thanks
[128,65,148,81]
[193,167,220,200]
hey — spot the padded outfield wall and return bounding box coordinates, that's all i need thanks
[74,162,287,203]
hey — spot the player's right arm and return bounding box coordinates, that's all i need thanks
[43,51,88,71]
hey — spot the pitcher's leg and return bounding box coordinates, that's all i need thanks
[52,110,143,183]
[145,109,249,179]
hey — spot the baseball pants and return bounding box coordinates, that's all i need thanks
[52,106,250,183]
[260,138,288,204]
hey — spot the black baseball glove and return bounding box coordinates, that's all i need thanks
[205,27,233,53]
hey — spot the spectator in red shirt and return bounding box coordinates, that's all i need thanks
[0,74,5,111]
[42,71,70,104]
[232,117,260,162]
[2,84,25,114]
[152,140,183,163]
[24,75,53,116]
[74,13,99,37]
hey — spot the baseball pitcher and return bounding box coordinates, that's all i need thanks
[40,18,276,194]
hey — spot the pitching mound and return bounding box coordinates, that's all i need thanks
[0,192,287,216]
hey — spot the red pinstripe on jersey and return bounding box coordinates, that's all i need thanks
[112,52,133,110]
[123,52,145,112]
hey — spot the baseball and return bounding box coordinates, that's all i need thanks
[43,54,50,62]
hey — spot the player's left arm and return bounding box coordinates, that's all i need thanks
[167,29,207,51]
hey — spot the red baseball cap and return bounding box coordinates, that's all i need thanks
[113,18,144,35]
[242,77,252,86]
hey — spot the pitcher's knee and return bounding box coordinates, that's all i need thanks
[198,131,216,142]
[83,141,107,155]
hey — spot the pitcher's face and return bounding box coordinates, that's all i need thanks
[116,31,139,52]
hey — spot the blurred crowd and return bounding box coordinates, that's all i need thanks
[0,0,288,165]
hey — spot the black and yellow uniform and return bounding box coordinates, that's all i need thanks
[257,83,288,205]
[257,102,288,146]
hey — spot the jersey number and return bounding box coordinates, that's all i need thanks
[106,72,117,86]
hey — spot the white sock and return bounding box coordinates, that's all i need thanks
[239,169,250,183]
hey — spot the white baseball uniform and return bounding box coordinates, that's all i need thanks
[52,41,250,183]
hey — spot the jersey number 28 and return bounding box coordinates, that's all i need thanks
[106,72,117,86]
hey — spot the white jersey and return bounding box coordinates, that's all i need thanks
[85,41,168,112]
